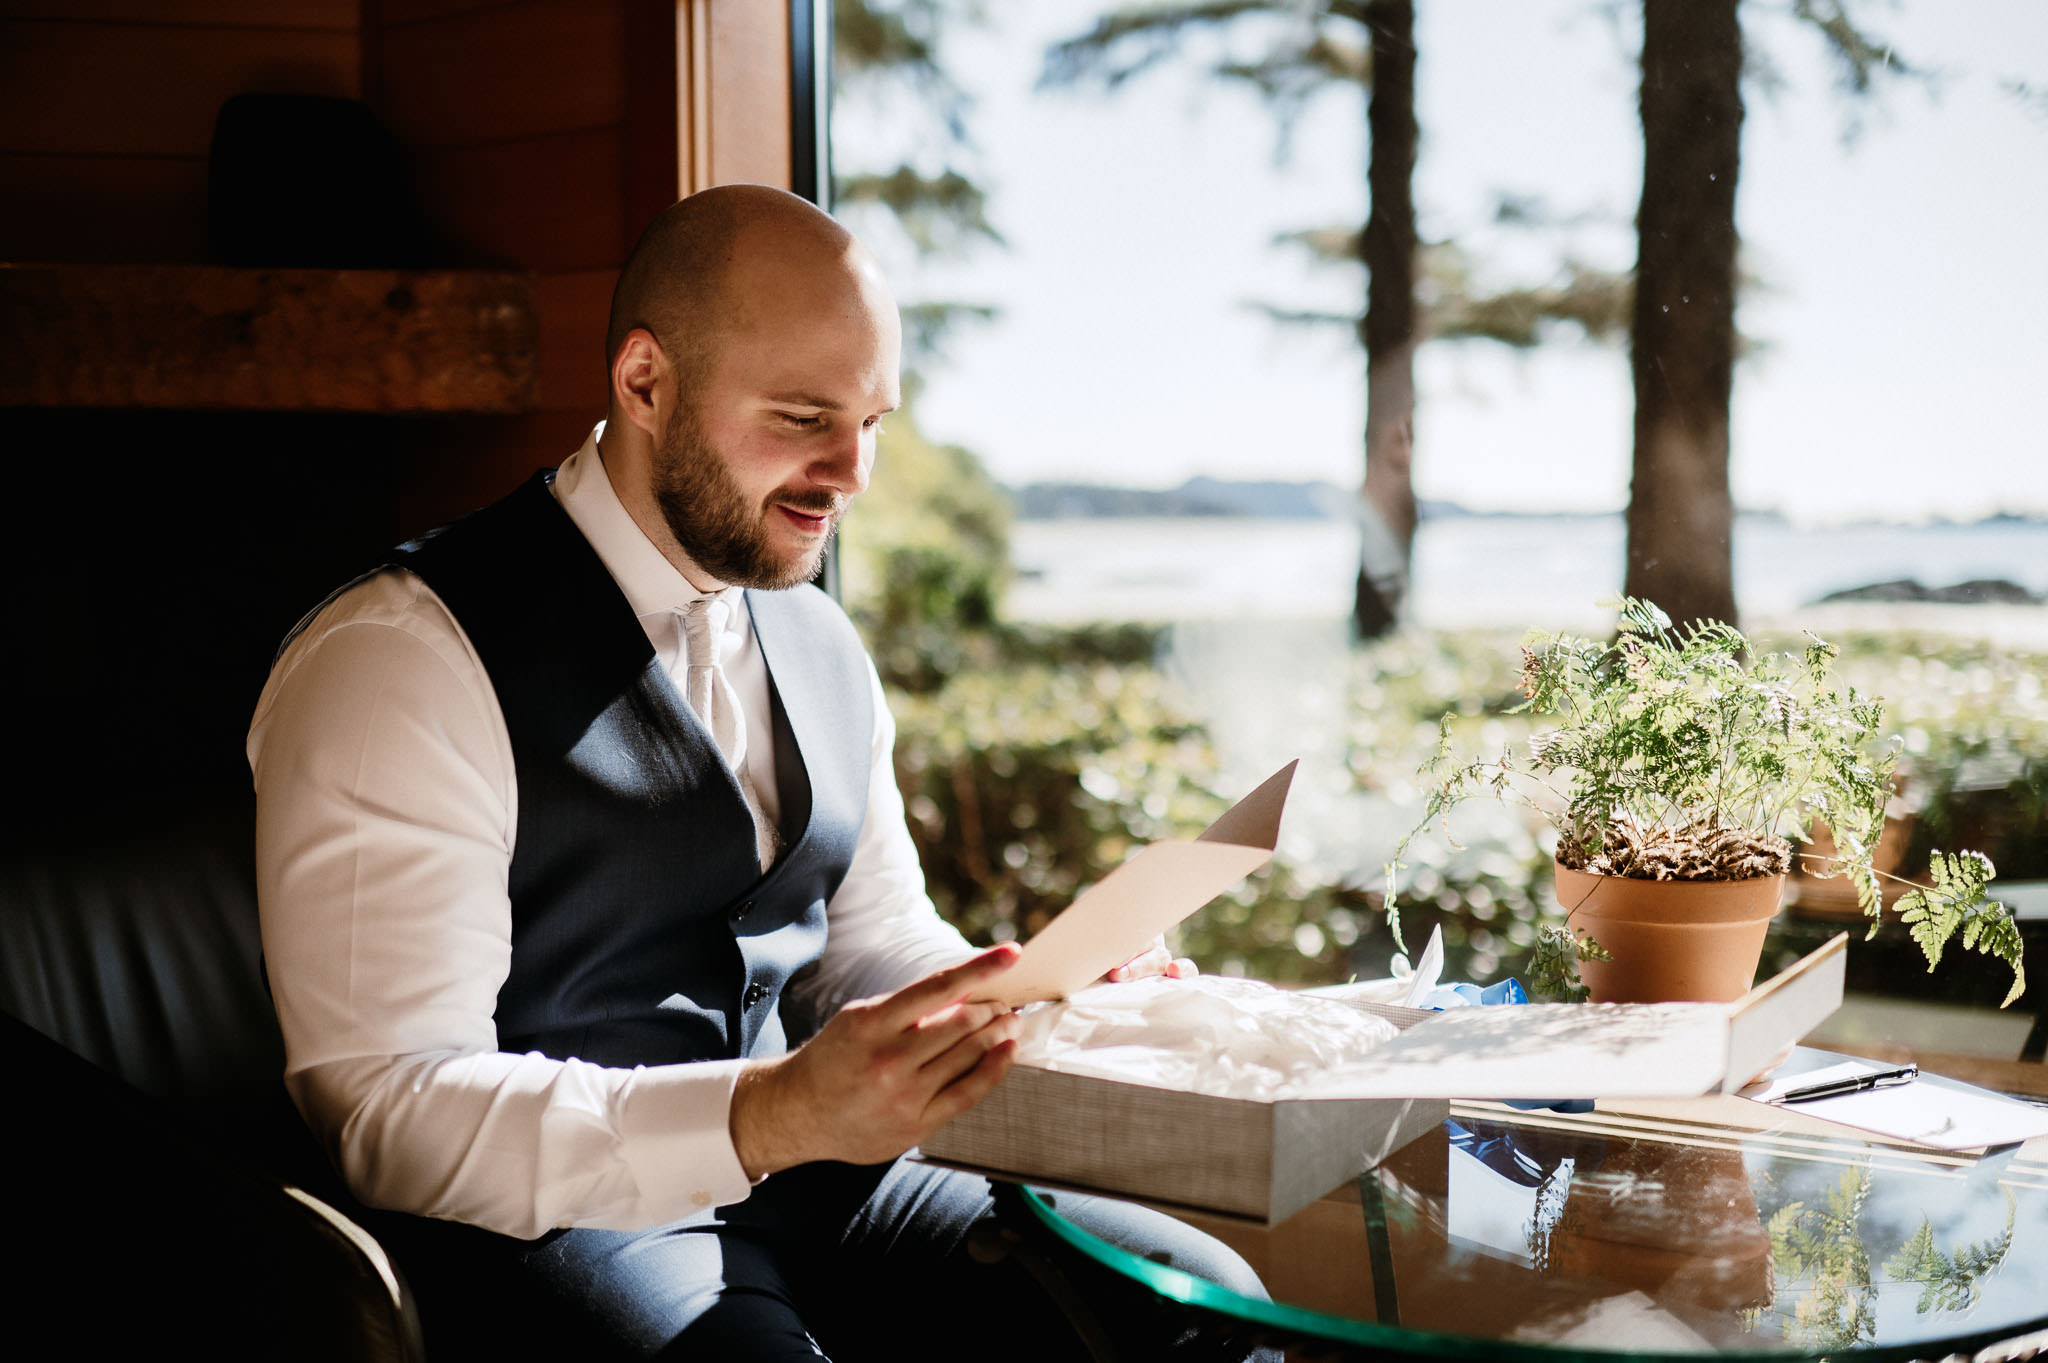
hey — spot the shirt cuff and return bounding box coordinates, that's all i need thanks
[615,1059,758,1216]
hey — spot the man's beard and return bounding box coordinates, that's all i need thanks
[652,405,840,590]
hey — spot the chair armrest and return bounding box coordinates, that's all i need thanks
[3,1010,424,1361]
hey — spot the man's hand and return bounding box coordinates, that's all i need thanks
[1104,935,1199,984]
[729,945,1023,1180]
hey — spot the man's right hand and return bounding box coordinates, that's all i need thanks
[729,944,1023,1180]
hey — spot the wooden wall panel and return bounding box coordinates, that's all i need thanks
[375,0,511,26]
[394,408,596,535]
[0,9,362,265]
[376,0,624,149]
[0,20,358,158]
[620,0,682,254]
[414,128,625,273]
[0,154,209,264]
[534,268,615,413]
[0,1,354,26]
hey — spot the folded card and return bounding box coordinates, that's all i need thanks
[972,760,1297,1007]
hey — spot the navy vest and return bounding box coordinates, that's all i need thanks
[389,471,873,1067]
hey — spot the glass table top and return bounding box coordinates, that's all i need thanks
[1022,1055,2048,1360]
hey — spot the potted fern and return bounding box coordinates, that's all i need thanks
[1393,597,2026,1007]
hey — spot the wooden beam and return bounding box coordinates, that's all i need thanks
[0,264,537,412]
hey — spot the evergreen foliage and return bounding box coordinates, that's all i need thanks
[831,0,1003,370]
[1041,3,1631,351]
[888,660,1216,948]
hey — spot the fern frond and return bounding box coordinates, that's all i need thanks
[1895,851,2025,1007]
[1528,921,1607,1001]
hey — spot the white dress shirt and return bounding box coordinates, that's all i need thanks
[247,427,973,1238]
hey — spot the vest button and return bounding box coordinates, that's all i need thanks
[743,982,769,1009]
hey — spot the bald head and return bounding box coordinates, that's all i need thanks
[597,184,901,592]
[606,184,879,382]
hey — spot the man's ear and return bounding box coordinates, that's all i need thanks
[609,328,667,438]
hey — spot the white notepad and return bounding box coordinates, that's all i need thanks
[1745,1060,2048,1150]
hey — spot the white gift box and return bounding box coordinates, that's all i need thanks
[922,935,1845,1224]
[923,761,1847,1224]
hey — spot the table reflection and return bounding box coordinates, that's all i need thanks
[1152,1087,2048,1357]
[1547,1138,1773,1314]
[1360,1099,2044,1355]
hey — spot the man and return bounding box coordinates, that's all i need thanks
[249,185,1267,1360]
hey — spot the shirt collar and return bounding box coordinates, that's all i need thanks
[552,424,744,626]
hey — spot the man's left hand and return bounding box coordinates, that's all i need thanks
[1103,936,1198,984]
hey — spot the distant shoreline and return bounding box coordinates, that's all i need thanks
[1006,479,2048,532]
[1003,514,2048,638]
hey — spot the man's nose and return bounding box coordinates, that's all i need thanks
[811,426,871,497]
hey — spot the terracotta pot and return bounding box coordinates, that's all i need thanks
[1553,861,1784,1003]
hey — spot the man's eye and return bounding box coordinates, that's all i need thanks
[778,413,823,429]
[864,416,886,435]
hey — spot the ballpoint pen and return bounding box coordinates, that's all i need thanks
[1769,1062,1918,1104]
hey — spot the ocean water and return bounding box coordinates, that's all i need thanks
[1008,513,2048,633]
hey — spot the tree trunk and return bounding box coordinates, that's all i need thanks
[1626,0,1743,631]
[1355,0,1418,639]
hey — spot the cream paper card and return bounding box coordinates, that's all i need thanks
[973,760,1297,1007]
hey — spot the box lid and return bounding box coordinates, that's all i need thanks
[1287,934,1847,1102]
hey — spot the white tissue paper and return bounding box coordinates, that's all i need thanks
[1012,974,1400,1101]
[1296,925,1448,1007]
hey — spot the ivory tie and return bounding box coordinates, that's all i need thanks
[680,595,779,868]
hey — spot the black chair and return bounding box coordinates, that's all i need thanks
[0,806,423,1361]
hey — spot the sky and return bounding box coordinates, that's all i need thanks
[832,0,2048,525]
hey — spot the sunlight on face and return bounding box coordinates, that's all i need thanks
[652,398,845,590]
[650,258,901,590]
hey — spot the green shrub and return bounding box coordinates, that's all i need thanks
[889,661,1218,945]
[1818,636,2048,881]
[839,399,1011,693]
[886,653,1397,983]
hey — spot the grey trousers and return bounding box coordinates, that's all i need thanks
[386,1156,1279,1361]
